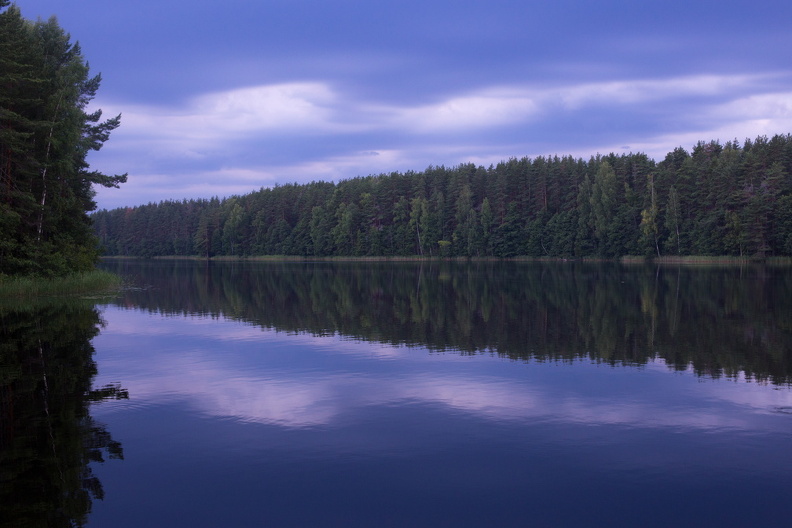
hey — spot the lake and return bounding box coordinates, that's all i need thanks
[2,259,792,527]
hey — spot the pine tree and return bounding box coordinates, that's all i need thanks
[640,173,660,257]
[590,161,620,256]
[0,4,125,275]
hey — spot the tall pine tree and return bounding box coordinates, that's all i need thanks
[0,2,125,276]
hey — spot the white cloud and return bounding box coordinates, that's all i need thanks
[93,82,341,150]
[380,73,768,133]
[555,74,766,109]
[705,91,792,138]
[717,91,792,118]
[387,90,541,132]
[191,83,337,133]
[101,73,769,153]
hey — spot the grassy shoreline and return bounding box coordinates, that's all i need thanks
[0,269,123,299]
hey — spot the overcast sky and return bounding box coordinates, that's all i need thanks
[16,0,792,210]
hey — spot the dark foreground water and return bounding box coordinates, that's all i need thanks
[2,260,792,527]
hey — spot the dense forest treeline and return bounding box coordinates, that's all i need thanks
[101,259,792,385]
[0,2,125,276]
[94,134,792,259]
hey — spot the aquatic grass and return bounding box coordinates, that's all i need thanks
[0,270,123,299]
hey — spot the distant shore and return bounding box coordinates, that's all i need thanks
[98,255,792,266]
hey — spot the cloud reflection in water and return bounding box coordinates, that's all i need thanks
[93,306,792,434]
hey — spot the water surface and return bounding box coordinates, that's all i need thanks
[3,260,791,527]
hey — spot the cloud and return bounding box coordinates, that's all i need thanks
[192,83,338,133]
[366,74,767,134]
[555,74,765,109]
[98,82,341,146]
[386,90,541,132]
[102,73,778,148]
[711,91,792,128]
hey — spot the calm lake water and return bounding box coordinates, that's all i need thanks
[3,259,792,527]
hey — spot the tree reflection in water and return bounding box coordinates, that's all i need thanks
[0,301,126,528]
[102,259,792,386]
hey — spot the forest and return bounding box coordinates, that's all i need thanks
[0,2,125,277]
[94,134,792,259]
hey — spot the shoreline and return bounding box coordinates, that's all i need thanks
[0,269,123,300]
[99,255,792,266]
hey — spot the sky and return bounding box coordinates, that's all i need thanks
[14,0,792,210]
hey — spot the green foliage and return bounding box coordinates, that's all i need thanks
[93,134,792,259]
[0,4,124,277]
[639,173,661,257]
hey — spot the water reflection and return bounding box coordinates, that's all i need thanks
[101,259,792,385]
[86,260,792,527]
[91,306,792,436]
[0,301,125,528]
